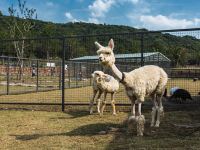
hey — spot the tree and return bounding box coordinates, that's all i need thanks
[0,10,3,16]
[170,46,188,67]
[6,0,37,81]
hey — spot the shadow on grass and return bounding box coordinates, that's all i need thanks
[10,122,119,141]
[49,109,91,120]
[9,108,200,149]
[65,109,91,118]
[105,111,200,150]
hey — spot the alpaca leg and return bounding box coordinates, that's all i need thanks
[137,97,144,116]
[151,107,157,127]
[89,90,98,114]
[159,96,164,117]
[136,100,145,136]
[131,102,136,117]
[100,92,107,115]
[155,95,164,127]
[138,102,142,116]
[129,96,136,117]
[96,91,103,114]
[111,93,116,115]
[151,95,158,127]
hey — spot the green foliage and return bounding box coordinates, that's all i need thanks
[0,10,3,16]
[0,13,200,67]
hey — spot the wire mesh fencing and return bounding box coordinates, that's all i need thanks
[143,30,200,97]
[0,38,63,104]
[0,28,200,111]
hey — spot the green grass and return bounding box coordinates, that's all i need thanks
[0,107,200,149]
[0,78,200,104]
[0,74,92,95]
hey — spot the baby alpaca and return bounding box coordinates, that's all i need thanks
[89,71,119,115]
[95,39,168,129]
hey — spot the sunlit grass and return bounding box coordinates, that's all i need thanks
[0,108,199,149]
[0,78,199,104]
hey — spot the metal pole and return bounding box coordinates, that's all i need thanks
[59,60,62,90]
[61,38,65,112]
[6,57,10,95]
[68,62,71,88]
[89,62,92,86]
[36,59,39,92]
[141,33,144,66]
[80,63,82,82]
[75,63,78,87]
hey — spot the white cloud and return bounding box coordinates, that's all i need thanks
[194,18,200,26]
[117,0,140,5]
[139,15,197,30]
[126,0,151,22]
[87,0,142,25]
[65,12,73,20]
[88,0,115,18]
[88,18,100,24]
[126,0,200,30]
[64,12,79,22]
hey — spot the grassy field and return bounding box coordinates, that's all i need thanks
[0,106,200,149]
[0,78,200,104]
[0,74,91,95]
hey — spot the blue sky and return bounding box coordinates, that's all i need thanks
[1,0,200,30]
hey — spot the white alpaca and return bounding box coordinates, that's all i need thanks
[89,71,119,115]
[95,39,168,128]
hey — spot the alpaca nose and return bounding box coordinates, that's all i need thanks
[99,56,103,61]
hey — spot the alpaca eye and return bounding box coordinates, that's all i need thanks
[105,52,110,55]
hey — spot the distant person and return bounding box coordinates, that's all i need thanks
[79,71,82,80]
[32,67,36,77]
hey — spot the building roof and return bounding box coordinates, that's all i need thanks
[71,52,171,62]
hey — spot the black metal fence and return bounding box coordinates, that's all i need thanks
[0,28,200,111]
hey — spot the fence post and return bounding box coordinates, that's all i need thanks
[61,38,65,112]
[6,57,10,95]
[89,62,92,86]
[79,63,82,82]
[75,63,78,87]
[36,59,39,92]
[59,60,62,90]
[140,33,144,66]
[68,62,71,88]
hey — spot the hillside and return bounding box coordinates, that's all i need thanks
[0,15,144,39]
[0,14,200,66]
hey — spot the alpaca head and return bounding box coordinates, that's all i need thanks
[91,71,110,83]
[95,39,115,67]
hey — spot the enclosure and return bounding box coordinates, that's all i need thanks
[1,27,200,149]
[0,28,200,111]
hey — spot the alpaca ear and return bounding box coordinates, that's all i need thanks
[91,73,95,78]
[108,39,114,50]
[95,41,102,49]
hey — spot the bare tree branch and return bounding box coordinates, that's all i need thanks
[6,0,37,81]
